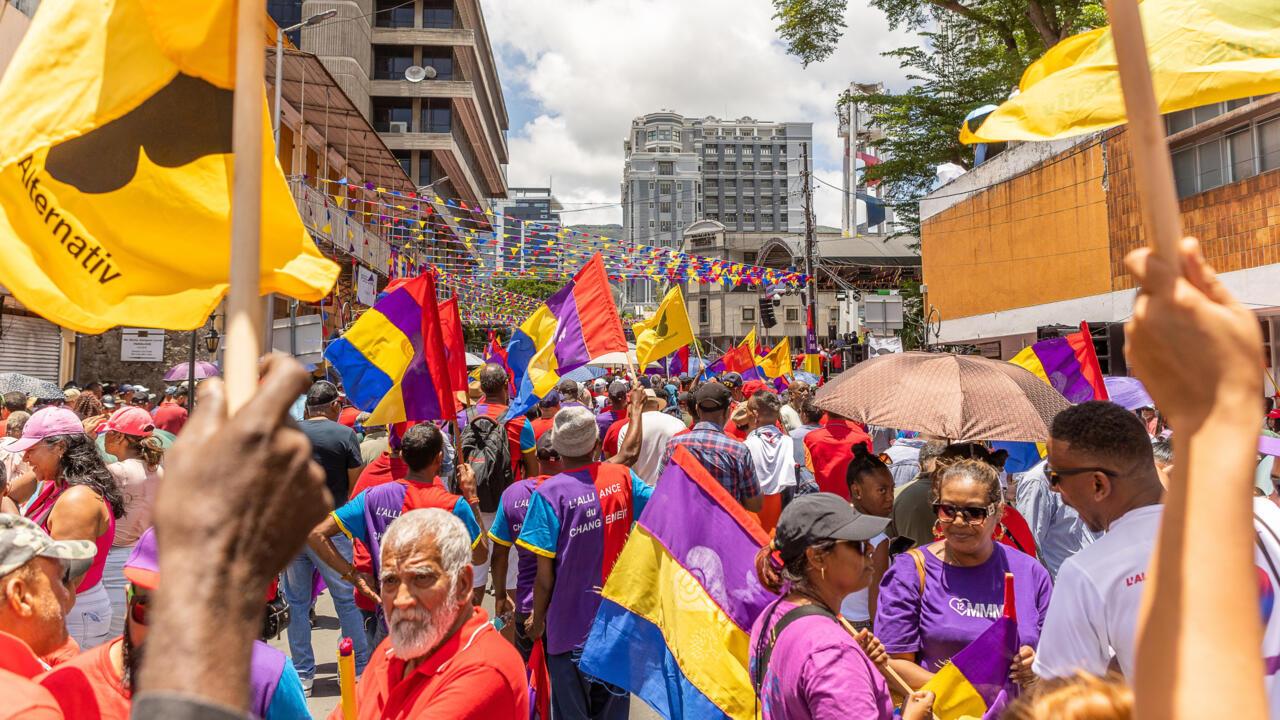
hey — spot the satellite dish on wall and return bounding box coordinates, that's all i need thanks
[404,65,436,83]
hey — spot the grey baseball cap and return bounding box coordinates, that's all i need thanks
[0,514,97,577]
[774,494,889,563]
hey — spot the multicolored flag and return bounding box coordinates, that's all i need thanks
[438,297,470,400]
[757,338,793,381]
[579,446,776,719]
[922,574,1020,720]
[324,273,457,424]
[506,254,627,418]
[1009,322,1108,404]
[960,0,1280,144]
[0,0,338,333]
[703,336,757,381]
[632,286,694,370]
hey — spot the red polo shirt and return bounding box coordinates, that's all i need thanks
[803,418,873,499]
[0,632,62,720]
[335,607,528,720]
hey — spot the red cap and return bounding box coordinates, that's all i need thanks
[742,380,766,398]
[102,406,155,438]
[1269,409,1280,419]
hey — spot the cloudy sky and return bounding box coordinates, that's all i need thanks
[486,0,920,228]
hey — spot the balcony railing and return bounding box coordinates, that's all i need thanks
[289,179,392,276]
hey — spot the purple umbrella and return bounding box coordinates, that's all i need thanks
[163,361,220,382]
[1103,376,1153,411]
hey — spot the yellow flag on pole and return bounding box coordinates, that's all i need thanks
[631,286,694,370]
[0,0,338,333]
[757,338,793,380]
[961,0,1280,144]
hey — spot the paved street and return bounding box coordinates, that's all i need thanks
[268,591,661,719]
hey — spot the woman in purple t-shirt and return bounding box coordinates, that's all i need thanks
[747,493,935,720]
[875,459,1052,691]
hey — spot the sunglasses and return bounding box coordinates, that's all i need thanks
[126,585,150,626]
[933,502,999,525]
[1046,465,1119,487]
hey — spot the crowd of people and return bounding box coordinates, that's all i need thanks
[0,237,1275,719]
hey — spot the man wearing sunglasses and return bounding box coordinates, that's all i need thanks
[39,528,311,720]
[0,513,96,720]
[1033,401,1165,681]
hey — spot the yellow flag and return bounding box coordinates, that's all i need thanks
[0,0,338,333]
[631,286,694,369]
[740,328,758,356]
[758,338,793,380]
[961,0,1280,144]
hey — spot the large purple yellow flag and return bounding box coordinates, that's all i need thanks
[0,0,338,333]
[579,446,777,719]
[324,273,457,425]
[961,0,1280,144]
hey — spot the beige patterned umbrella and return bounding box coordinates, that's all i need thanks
[813,351,1071,442]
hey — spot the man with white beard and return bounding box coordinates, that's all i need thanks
[336,509,528,719]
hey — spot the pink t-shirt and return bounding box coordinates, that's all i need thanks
[748,600,895,720]
[107,459,162,547]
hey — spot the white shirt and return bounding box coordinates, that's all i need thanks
[839,532,888,622]
[1033,504,1162,680]
[1251,498,1280,718]
[616,411,689,486]
[744,425,796,495]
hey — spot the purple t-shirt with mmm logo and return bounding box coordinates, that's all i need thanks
[874,542,1052,673]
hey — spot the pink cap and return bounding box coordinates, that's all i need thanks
[102,406,155,438]
[123,527,160,590]
[8,407,85,453]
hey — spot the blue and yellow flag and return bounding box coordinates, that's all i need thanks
[962,0,1280,144]
[0,0,338,333]
[579,446,777,719]
[631,285,694,370]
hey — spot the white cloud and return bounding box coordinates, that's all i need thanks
[486,0,919,227]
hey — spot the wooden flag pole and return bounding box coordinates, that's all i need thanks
[226,0,267,413]
[1104,0,1183,265]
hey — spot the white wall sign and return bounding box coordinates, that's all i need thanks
[356,267,377,307]
[121,328,165,362]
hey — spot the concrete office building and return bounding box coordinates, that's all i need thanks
[487,187,564,273]
[271,0,510,208]
[621,112,813,309]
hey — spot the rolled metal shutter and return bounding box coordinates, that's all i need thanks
[0,316,62,382]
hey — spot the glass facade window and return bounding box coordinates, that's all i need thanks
[418,152,434,186]
[374,0,415,28]
[1228,129,1256,181]
[423,0,454,28]
[393,150,412,178]
[372,98,413,132]
[267,0,302,45]
[1261,117,1280,172]
[421,47,454,80]
[422,98,451,133]
[373,46,414,80]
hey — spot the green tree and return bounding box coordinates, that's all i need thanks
[497,277,562,300]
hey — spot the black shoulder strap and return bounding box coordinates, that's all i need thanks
[751,603,839,695]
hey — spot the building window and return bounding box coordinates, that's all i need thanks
[786,308,800,322]
[699,298,710,324]
[829,308,839,321]
[725,179,737,190]
[373,45,414,80]
[1262,117,1280,172]
[743,162,754,172]
[423,0,454,28]
[706,180,719,191]
[742,306,755,322]
[375,0,415,27]
[707,213,719,221]
[647,131,657,141]
[659,202,672,214]
[744,213,756,224]
[658,162,674,175]
[1228,128,1256,181]
[761,146,772,156]
[658,181,672,196]
[372,98,413,132]
[421,98,451,133]
[660,221,672,231]
[421,47,454,79]
[1197,140,1224,191]
[726,213,738,224]
[393,150,412,177]
[780,213,788,225]
[706,162,718,172]
[418,152,434,185]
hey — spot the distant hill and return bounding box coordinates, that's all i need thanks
[567,223,623,238]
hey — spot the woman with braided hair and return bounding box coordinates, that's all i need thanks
[748,493,934,720]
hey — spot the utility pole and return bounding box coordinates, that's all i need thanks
[801,142,818,356]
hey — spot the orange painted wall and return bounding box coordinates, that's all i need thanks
[921,140,1113,320]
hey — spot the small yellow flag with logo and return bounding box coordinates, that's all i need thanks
[0,0,338,333]
[631,286,694,370]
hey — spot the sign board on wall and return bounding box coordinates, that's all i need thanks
[356,267,377,307]
[120,328,165,362]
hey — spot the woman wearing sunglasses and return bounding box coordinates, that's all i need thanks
[874,460,1053,692]
[749,493,934,720]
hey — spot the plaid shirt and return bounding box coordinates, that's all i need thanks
[656,421,760,503]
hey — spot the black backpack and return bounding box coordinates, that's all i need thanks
[460,408,513,513]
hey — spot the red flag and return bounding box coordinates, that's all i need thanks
[1065,321,1110,401]
[721,344,756,374]
[529,639,552,720]
[438,297,470,396]
[569,254,629,358]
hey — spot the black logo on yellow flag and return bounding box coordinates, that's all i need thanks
[44,74,233,194]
